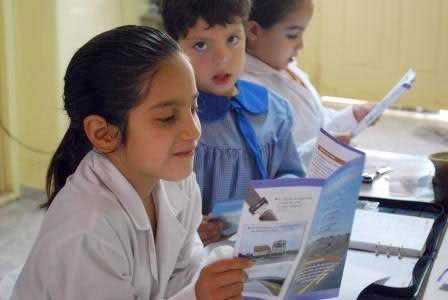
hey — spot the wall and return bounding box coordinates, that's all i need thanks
[0,0,146,192]
[300,0,448,110]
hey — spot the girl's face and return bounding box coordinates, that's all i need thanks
[247,0,314,71]
[110,53,201,189]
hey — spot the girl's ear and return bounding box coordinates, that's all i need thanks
[83,115,121,153]
[246,20,262,42]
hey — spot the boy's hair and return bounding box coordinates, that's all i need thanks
[250,0,305,29]
[161,0,252,41]
[45,25,179,208]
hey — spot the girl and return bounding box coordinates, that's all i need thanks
[242,0,376,167]
[11,26,251,300]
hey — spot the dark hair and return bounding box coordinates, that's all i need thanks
[45,25,180,207]
[161,0,252,41]
[250,0,305,29]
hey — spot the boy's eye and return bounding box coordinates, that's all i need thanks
[287,34,299,40]
[193,41,207,51]
[227,35,240,46]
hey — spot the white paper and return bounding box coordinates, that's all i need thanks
[327,261,389,300]
[352,68,416,136]
[308,129,364,178]
[345,250,417,288]
[349,209,434,257]
[438,268,448,289]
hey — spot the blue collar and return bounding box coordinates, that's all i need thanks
[198,80,269,122]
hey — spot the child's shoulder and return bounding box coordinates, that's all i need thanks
[238,79,292,118]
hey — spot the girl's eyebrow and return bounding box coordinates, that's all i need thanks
[286,25,305,31]
[149,93,199,110]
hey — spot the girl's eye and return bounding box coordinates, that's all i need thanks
[158,115,176,123]
[191,105,199,114]
[228,35,240,46]
[287,34,299,40]
[193,41,207,51]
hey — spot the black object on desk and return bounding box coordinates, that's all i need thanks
[362,166,392,184]
[356,198,447,300]
[429,152,448,208]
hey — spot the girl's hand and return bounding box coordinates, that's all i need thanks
[333,132,353,144]
[198,216,224,245]
[353,102,377,123]
[195,258,253,300]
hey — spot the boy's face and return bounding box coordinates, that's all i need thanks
[179,17,246,97]
[247,0,314,71]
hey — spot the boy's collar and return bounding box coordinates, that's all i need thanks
[198,79,268,122]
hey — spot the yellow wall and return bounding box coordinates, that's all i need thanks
[1,0,20,194]
[300,0,448,110]
[1,0,146,191]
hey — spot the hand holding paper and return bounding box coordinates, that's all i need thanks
[352,68,416,136]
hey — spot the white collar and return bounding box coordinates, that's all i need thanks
[245,53,283,76]
[89,151,186,231]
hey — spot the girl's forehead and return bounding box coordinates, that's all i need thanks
[138,54,196,107]
[276,1,314,28]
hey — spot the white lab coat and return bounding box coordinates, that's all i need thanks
[11,151,204,300]
[242,54,359,168]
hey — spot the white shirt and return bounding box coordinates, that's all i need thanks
[12,151,204,300]
[242,54,358,167]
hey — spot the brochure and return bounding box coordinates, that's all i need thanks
[352,68,416,136]
[233,129,366,299]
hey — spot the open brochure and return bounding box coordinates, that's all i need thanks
[352,68,416,136]
[232,129,365,299]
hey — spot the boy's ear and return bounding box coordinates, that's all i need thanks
[246,20,262,42]
[83,115,121,153]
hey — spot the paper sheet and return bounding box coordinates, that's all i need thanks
[327,261,389,300]
[352,68,416,136]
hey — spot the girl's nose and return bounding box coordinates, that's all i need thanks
[182,114,201,141]
[296,37,304,52]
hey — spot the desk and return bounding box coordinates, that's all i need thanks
[358,149,447,299]
[360,149,434,202]
[421,224,448,300]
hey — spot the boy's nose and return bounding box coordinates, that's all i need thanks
[214,47,230,66]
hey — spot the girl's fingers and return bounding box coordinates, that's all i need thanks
[217,281,244,299]
[198,222,222,243]
[212,269,247,288]
[207,257,253,274]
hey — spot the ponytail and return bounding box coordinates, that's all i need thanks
[44,125,91,208]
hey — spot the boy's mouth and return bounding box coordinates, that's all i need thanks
[212,73,232,85]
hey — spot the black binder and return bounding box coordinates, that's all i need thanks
[356,197,447,300]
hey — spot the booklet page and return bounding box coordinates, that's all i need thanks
[233,179,325,299]
[308,129,364,178]
[352,68,416,136]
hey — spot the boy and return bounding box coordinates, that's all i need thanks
[162,0,304,244]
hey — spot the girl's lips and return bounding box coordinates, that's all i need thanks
[173,150,195,157]
[212,73,232,85]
